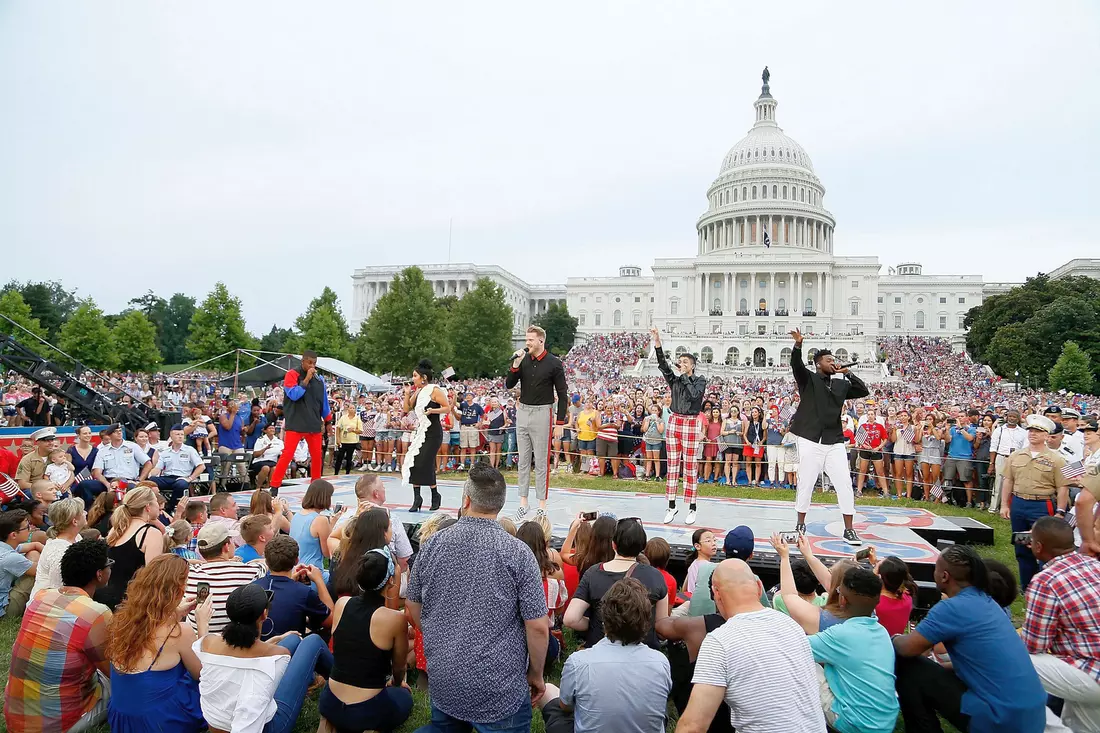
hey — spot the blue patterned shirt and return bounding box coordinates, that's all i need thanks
[406,516,547,723]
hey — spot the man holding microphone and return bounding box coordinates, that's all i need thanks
[270,350,331,496]
[505,326,568,520]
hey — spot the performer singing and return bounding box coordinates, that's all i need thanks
[505,325,568,521]
[650,327,706,525]
[402,359,450,512]
[270,350,330,496]
[788,329,869,545]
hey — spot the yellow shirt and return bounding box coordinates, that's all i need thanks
[577,409,599,441]
[337,413,363,444]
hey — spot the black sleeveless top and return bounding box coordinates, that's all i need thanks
[94,523,158,610]
[330,595,391,689]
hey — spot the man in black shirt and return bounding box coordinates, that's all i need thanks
[18,388,50,427]
[505,325,568,520]
[650,327,707,526]
[788,329,869,545]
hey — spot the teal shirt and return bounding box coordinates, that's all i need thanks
[808,616,899,733]
[688,562,770,616]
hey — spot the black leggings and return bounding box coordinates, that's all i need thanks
[335,443,357,474]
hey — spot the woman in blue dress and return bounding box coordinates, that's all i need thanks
[106,554,210,733]
[68,425,103,503]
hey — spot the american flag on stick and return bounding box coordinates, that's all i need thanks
[929,481,944,501]
[854,424,870,448]
[781,405,796,422]
[1067,511,1078,529]
[0,473,23,503]
[1062,461,1085,480]
[901,425,915,443]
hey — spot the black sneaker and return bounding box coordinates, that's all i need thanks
[843,529,862,546]
[795,523,807,536]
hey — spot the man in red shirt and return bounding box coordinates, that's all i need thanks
[1022,517,1100,732]
[855,407,890,499]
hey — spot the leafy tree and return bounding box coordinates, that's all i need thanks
[260,325,296,355]
[1049,342,1095,394]
[2,280,79,340]
[289,287,352,360]
[128,291,168,354]
[449,278,513,378]
[0,289,49,350]
[112,310,162,372]
[162,294,196,364]
[356,267,452,375]
[186,283,254,370]
[532,301,578,355]
[58,300,119,370]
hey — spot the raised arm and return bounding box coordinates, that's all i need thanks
[650,327,675,386]
[844,370,870,400]
[789,330,809,389]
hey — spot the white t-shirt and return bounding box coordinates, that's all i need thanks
[30,537,73,597]
[692,608,826,733]
[44,462,72,486]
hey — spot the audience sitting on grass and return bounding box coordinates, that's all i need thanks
[205,492,244,547]
[874,554,916,636]
[540,577,672,733]
[4,538,113,733]
[681,525,769,617]
[254,534,334,639]
[185,522,267,635]
[564,516,669,650]
[774,533,855,635]
[288,479,338,579]
[1,509,41,619]
[517,520,567,663]
[329,507,393,604]
[645,537,686,608]
[683,529,717,596]
[327,473,414,588]
[235,513,275,563]
[249,488,293,534]
[769,557,826,617]
[575,514,616,579]
[165,519,200,560]
[318,548,412,733]
[560,513,594,599]
[86,491,116,537]
[29,496,86,597]
[94,486,164,611]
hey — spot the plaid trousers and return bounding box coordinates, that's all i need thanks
[666,413,704,504]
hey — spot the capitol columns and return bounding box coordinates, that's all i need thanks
[793,272,801,314]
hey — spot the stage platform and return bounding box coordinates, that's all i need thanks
[220,473,990,583]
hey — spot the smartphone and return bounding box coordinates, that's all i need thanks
[333,503,344,514]
[855,547,874,562]
[196,582,211,603]
[581,511,598,521]
[1012,531,1032,546]
[779,531,799,544]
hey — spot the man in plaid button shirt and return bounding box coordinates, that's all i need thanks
[1022,516,1100,732]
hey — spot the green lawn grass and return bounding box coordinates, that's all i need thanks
[0,473,997,732]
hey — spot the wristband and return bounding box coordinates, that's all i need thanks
[1055,508,1067,516]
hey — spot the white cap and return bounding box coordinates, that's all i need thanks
[1025,414,1056,434]
[30,427,57,442]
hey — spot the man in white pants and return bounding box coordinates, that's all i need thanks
[1021,516,1100,733]
[504,326,569,521]
[787,329,869,546]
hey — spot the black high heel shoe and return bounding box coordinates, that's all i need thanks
[430,487,442,511]
[410,486,423,512]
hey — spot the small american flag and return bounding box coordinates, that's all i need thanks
[781,405,796,422]
[0,472,24,503]
[901,425,915,443]
[854,424,869,447]
[1067,511,1078,529]
[929,481,944,501]
[441,366,456,380]
[1062,461,1085,480]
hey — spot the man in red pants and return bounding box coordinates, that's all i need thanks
[270,350,331,496]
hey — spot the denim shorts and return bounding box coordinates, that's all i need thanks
[577,439,596,452]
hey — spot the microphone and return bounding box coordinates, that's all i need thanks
[507,347,528,367]
[836,361,859,369]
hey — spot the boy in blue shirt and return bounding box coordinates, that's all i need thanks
[809,566,898,733]
[892,545,1048,733]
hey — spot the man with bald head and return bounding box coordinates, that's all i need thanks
[1022,516,1100,732]
[676,559,825,733]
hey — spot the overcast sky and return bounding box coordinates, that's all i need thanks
[2,2,1098,335]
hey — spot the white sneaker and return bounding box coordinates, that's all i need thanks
[685,509,697,525]
[663,507,678,524]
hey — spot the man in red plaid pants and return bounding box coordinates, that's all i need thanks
[651,327,707,526]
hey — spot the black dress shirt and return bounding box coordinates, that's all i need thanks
[788,345,869,444]
[504,349,569,423]
[655,347,707,415]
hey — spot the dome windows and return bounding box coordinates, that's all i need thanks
[782,185,787,199]
[734,188,738,202]
[752,186,757,200]
[772,185,777,198]
[762,186,767,199]
[800,189,806,202]
[742,186,747,200]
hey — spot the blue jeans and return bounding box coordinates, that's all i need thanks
[504,430,517,467]
[1011,496,1054,591]
[150,476,190,513]
[264,634,334,733]
[417,702,532,733]
[318,684,413,732]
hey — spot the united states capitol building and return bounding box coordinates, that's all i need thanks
[351,72,1098,370]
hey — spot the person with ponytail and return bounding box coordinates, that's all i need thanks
[318,547,412,733]
[107,554,210,733]
[193,583,334,733]
[30,496,86,596]
[682,528,716,596]
[874,555,916,636]
[93,486,163,610]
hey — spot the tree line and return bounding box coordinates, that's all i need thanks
[964,274,1099,394]
[0,267,579,379]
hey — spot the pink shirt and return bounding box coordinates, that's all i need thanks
[875,592,913,636]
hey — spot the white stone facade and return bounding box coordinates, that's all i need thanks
[349,75,1093,366]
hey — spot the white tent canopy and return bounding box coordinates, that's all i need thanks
[315,357,392,392]
[218,353,393,393]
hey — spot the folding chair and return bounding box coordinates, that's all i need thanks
[218,452,252,493]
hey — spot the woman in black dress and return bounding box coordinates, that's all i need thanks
[401,359,451,512]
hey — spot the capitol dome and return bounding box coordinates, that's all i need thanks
[696,69,835,256]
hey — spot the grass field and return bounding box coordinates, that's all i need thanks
[0,471,999,732]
